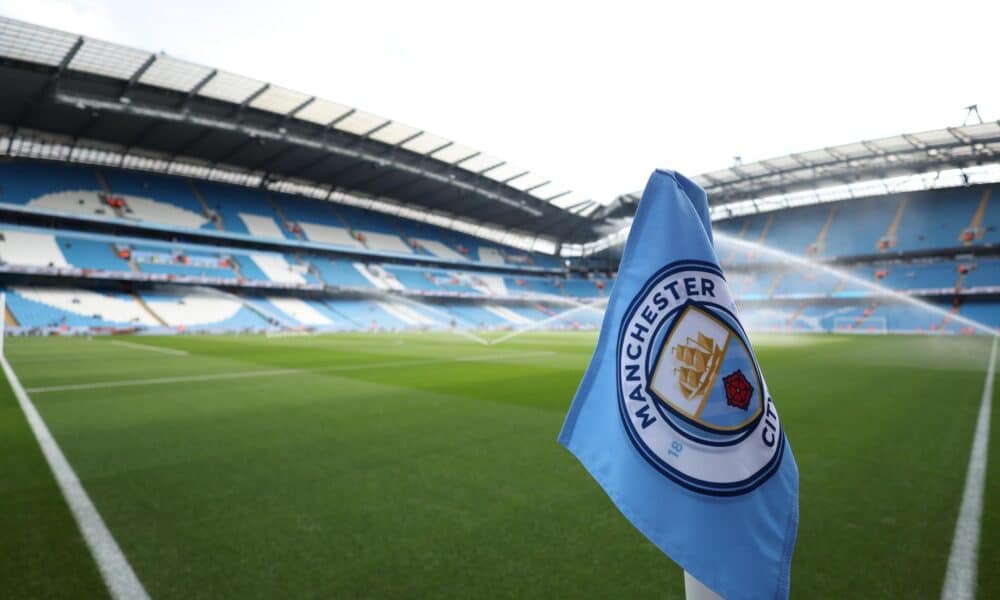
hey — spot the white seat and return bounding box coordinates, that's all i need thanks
[414,239,466,261]
[249,253,306,284]
[300,222,363,248]
[359,231,412,254]
[121,195,208,229]
[240,214,286,239]
[26,190,106,218]
[13,287,158,325]
[265,297,332,325]
[0,231,70,267]
[145,294,243,326]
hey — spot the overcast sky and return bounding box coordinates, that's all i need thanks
[2,0,998,204]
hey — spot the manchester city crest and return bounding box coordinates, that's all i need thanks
[616,260,785,496]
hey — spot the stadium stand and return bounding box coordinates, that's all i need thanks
[57,237,130,272]
[0,155,613,333]
[0,15,997,337]
[0,160,561,270]
[5,287,157,328]
[1,230,70,268]
[693,180,1000,335]
[717,185,1000,259]
[4,160,998,335]
[141,291,268,330]
[0,162,106,218]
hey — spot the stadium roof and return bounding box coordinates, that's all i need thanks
[599,122,1000,221]
[0,17,603,251]
[577,122,1000,257]
[696,123,1000,204]
[5,17,1000,258]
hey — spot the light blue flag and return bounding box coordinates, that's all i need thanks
[558,170,798,600]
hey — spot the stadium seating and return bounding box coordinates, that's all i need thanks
[411,238,466,261]
[137,261,237,280]
[717,184,1000,260]
[0,160,561,269]
[141,291,269,330]
[561,278,603,297]
[0,162,106,219]
[822,196,899,257]
[5,287,158,328]
[324,299,412,330]
[264,296,336,327]
[298,222,363,249]
[959,300,1000,327]
[195,182,290,239]
[245,253,307,285]
[133,247,237,280]
[506,275,563,297]
[3,157,999,336]
[0,230,70,268]
[103,171,213,230]
[57,237,130,272]
[309,258,372,288]
[893,189,980,252]
[0,222,600,302]
[963,261,1000,289]
[445,303,510,328]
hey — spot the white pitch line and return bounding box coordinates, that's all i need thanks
[108,340,189,356]
[941,335,997,600]
[25,351,557,395]
[27,368,303,394]
[0,354,150,600]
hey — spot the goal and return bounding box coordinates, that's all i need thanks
[832,316,888,334]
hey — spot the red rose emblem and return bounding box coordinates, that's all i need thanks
[723,370,754,410]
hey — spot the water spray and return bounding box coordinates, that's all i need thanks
[713,232,997,336]
[486,299,607,346]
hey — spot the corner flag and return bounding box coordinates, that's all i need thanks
[558,170,798,600]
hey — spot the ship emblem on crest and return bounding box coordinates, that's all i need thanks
[672,330,728,403]
[649,304,763,432]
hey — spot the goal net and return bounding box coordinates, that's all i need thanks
[832,316,888,334]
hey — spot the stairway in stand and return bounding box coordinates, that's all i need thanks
[94,168,130,219]
[810,205,837,255]
[329,205,368,249]
[879,196,910,252]
[962,188,992,245]
[266,192,305,240]
[188,179,225,230]
[132,292,168,327]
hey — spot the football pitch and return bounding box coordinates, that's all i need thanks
[1,331,998,599]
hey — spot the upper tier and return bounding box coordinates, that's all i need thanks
[0,160,561,270]
[715,184,999,263]
[0,224,608,299]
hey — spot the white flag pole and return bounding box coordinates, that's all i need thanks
[685,571,723,600]
[0,292,6,357]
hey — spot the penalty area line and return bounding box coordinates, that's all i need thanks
[25,351,558,394]
[0,353,150,600]
[941,335,997,600]
[26,368,303,394]
[107,340,189,356]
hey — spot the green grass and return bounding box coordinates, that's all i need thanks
[1,332,997,599]
[0,356,106,598]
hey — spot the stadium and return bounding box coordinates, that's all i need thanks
[0,11,997,600]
